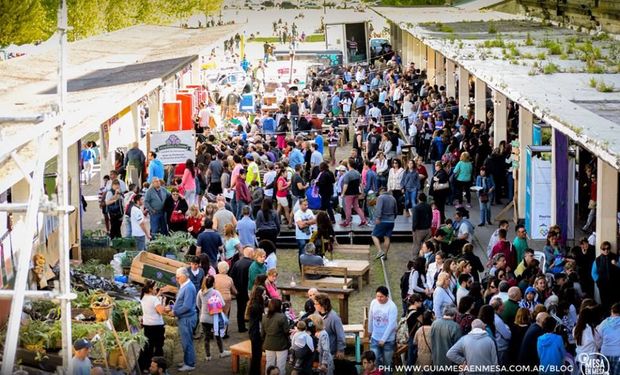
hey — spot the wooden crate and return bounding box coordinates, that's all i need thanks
[129,251,186,292]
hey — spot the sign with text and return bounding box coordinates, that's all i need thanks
[150,131,195,165]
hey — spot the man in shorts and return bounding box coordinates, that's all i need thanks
[372,187,398,260]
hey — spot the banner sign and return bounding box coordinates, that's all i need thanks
[150,131,195,165]
[526,146,552,240]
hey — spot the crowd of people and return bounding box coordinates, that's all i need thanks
[76,36,620,375]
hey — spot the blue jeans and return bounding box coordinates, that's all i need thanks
[296,239,308,257]
[479,199,491,224]
[404,190,418,210]
[178,315,197,367]
[406,335,417,375]
[133,235,146,251]
[370,337,395,375]
[150,212,168,237]
[236,200,247,219]
[506,172,514,202]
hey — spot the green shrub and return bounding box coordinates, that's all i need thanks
[488,22,497,34]
[525,32,534,46]
[589,77,597,88]
[537,52,547,60]
[596,81,614,92]
[543,63,559,74]
[586,62,606,74]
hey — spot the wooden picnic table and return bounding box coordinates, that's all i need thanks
[279,285,354,324]
[325,259,370,289]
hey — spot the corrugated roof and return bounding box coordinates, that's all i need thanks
[0,24,238,193]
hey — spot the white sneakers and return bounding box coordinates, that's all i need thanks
[220,350,231,358]
[178,365,196,372]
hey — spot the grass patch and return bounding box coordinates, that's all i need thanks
[437,22,454,33]
[543,63,560,74]
[589,77,597,88]
[537,52,547,60]
[586,61,606,74]
[596,81,615,92]
[592,32,611,41]
[525,32,534,46]
[487,22,497,34]
[521,52,535,59]
[480,36,505,48]
[305,34,326,43]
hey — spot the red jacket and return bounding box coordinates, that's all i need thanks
[235,179,252,204]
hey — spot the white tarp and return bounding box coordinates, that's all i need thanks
[150,131,195,165]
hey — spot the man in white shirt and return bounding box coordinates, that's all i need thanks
[294,199,317,266]
[368,285,398,374]
[129,194,151,250]
[198,102,210,129]
[263,162,277,198]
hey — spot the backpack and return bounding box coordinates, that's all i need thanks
[106,190,123,216]
[207,292,223,315]
[396,310,419,345]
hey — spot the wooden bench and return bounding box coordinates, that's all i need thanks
[301,265,353,289]
[230,340,266,374]
[335,244,371,261]
[279,285,354,324]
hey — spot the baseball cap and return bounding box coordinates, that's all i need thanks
[74,338,91,350]
[245,153,254,160]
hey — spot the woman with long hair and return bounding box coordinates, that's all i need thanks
[264,268,281,300]
[413,310,434,367]
[429,161,450,222]
[313,211,336,258]
[387,158,405,213]
[508,308,531,364]
[317,162,336,223]
[442,258,458,294]
[247,286,266,375]
[256,198,280,244]
[478,304,497,338]
[186,204,203,238]
[452,151,473,207]
[223,223,241,264]
[261,299,290,374]
[197,275,230,360]
[574,306,602,371]
[274,163,292,227]
[138,281,166,370]
[276,117,289,150]
[181,159,197,206]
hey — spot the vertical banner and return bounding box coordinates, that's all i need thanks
[531,152,552,239]
[554,130,569,242]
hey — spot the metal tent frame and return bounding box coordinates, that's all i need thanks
[0,1,75,373]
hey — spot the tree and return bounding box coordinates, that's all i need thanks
[202,0,223,20]
[105,0,139,32]
[66,0,108,41]
[0,0,51,47]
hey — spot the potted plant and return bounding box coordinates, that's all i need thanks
[20,320,50,354]
[147,231,196,259]
[89,291,114,322]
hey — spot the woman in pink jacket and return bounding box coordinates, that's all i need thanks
[181,159,197,206]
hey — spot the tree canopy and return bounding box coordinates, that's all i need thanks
[0,0,223,48]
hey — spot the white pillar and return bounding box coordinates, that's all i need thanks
[493,90,507,148]
[130,102,140,145]
[68,142,81,247]
[475,77,487,124]
[402,32,409,65]
[458,66,469,118]
[446,60,456,98]
[407,34,415,69]
[518,107,533,220]
[148,89,161,132]
[596,159,618,253]
[191,60,201,85]
[436,52,445,87]
[427,46,436,85]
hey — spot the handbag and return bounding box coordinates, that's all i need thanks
[479,191,489,203]
[170,201,185,223]
[433,181,449,191]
